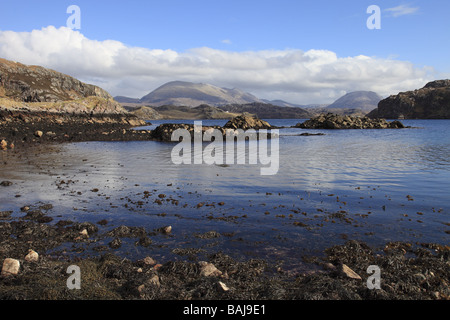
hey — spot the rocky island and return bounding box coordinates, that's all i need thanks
[295,113,405,129]
[368,80,450,119]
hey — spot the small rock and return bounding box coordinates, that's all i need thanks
[218,281,230,292]
[2,258,20,276]
[143,256,156,266]
[161,226,172,234]
[0,181,13,187]
[109,238,122,249]
[323,262,337,271]
[0,140,7,150]
[341,264,362,280]
[34,130,43,138]
[25,249,39,262]
[198,261,222,277]
[79,229,89,237]
[147,275,160,288]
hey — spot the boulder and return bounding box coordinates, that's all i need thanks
[223,115,271,130]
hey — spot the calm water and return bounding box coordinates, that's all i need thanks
[1,119,449,270]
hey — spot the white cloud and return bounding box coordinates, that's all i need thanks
[0,26,435,104]
[385,4,419,17]
[221,39,232,45]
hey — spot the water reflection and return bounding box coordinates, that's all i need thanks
[1,119,449,265]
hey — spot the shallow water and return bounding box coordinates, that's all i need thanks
[1,119,449,270]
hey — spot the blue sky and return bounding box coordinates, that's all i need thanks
[0,0,449,103]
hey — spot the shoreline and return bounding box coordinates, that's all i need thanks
[1,112,449,300]
[0,200,448,300]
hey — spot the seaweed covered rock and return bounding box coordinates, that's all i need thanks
[296,113,405,129]
[223,115,271,130]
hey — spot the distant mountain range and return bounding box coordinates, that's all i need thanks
[115,81,383,118]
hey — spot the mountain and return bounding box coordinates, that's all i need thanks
[129,104,242,120]
[116,81,264,107]
[219,102,311,119]
[367,80,450,119]
[326,91,383,113]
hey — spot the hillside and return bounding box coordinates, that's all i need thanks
[116,81,263,107]
[326,91,383,113]
[130,104,241,120]
[0,57,127,114]
[219,102,311,119]
[368,80,450,119]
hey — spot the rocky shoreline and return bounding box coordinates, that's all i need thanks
[0,109,153,150]
[1,112,280,148]
[0,202,448,300]
[2,110,448,301]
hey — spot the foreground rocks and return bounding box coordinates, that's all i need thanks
[0,204,448,300]
[0,109,149,148]
[295,113,406,129]
[368,80,450,119]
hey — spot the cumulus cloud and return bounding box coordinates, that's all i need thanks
[0,26,435,104]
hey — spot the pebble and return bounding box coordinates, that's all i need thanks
[198,261,222,277]
[143,256,156,266]
[25,249,39,262]
[341,264,362,280]
[162,226,172,234]
[217,281,230,292]
[34,130,43,138]
[79,229,89,237]
[0,139,7,150]
[1,258,20,276]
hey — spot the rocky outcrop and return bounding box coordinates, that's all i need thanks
[0,58,111,103]
[152,116,275,142]
[367,80,450,119]
[223,115,271,130]
[0,58,131,115]
[296,113,405,129]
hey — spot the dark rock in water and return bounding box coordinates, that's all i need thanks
[368,79,450,119]
[151,115,275,142]
[0,181,13,187]
[223,115,271,130]
[298,133,326,136]
[295,113,406,129]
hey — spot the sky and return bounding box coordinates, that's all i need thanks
[0,0,449,104]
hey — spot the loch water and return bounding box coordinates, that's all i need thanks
[1,119,449,269]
